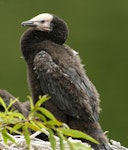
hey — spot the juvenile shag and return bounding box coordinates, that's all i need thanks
[21,13,111,149]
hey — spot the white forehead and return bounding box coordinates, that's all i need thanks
[30,13,53,22]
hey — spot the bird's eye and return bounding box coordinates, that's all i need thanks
[41,20,45,23]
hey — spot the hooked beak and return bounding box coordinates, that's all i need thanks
[21,20,38,27]
[21,19,52,32]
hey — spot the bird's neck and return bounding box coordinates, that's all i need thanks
[20,29,66,61]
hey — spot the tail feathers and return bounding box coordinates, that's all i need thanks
[84,123,112,150]
[85,130,112,150]
[90,141,112,150]
[68,117,112,150]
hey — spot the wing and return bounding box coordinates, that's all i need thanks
[34,50,99,122]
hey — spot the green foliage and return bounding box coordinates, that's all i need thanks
[57,128,98,144]
[0,96,98,150]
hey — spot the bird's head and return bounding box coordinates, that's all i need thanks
[21,13,69,44]
[22,13,53,32]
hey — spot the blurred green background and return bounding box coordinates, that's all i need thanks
[0,0,128,146]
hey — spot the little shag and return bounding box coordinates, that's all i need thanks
[21,13,112,150]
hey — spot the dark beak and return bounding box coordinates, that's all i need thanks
[21,20,37,27]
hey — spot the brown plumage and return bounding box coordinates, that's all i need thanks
[20,13,112,149]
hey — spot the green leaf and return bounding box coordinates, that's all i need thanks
[37,107,60,125]
[10,124,22,134]
[32,120,48,131]
[48,129,56,150]
[57,128,99,144]
[22,125,30,150]
[2,129,16,144]
[7,98,18,110]
[27,121,41,131]
[7,111,25,120]
[34,112,47,122]
[2,129,8,144]
[57,131,65,150]
[35,95,50,108]
[28,96,34,110]
[46,120,63,127]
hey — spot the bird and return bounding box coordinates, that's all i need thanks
[20,13,112,150]
[0,89,29,117]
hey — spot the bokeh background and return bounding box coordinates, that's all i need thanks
[0,0,128,146]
